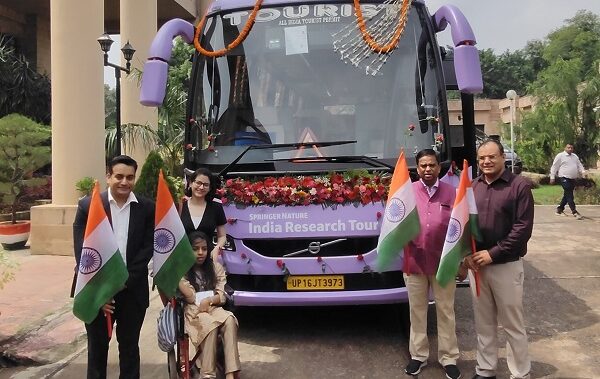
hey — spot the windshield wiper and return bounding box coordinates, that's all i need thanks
[218,140,357,176]
[266,155,393,170]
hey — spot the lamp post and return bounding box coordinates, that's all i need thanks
[506,89,517,173]
[98,33,135,157]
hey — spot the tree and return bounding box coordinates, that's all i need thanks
[520,10,600,171]
[0,114,51,223]
[0,35,51,124]
[104,84,116,129]
[133,150,182,203]
[479,46,545,99]
[108,37,194,176]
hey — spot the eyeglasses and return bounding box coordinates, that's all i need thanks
[478,154,501,162]
[193,181,210,188]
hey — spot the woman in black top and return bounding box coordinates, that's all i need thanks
[181,168,227,261]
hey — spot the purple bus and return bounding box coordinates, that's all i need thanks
[140,0,482,307]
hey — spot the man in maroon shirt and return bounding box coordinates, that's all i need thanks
[465,140,534,379]
[403,149,461,379]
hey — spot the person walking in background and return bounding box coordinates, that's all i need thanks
[73,155,155,379]
[181,168,227,261]
[465,140,534,379]
[550,143,586,219]
[403,149,462,379]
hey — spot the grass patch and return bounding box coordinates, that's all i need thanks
[532,185,562,205]
[532,177,600,205]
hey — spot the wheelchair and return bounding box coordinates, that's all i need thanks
[161,292,237,379]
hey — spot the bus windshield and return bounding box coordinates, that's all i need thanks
[189,3,447,169]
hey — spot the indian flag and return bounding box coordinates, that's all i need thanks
[153,170,196,298]
[436,160,481,287]
[376,151,420,271]
[73,182,128,324]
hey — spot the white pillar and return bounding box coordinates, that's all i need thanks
[30,0,105,255]
[50,0,106,203]
[120,0,158,166]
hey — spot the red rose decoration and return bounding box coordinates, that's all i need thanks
[241,253,247,259]
[408,124,415,131]
[331,173,344,185]
[217,171,392,207]
[376,211,382,219]
[185,143,193,150]
[317,256,323,263]
[357,254,364,261]
[276,259,284,268]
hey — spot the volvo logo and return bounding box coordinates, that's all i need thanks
[283,238,346,257]
[308,242,321,255]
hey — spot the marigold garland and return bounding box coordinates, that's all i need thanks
[194,0,263,57]
[353,0,412,54]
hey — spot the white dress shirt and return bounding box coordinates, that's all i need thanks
[550,151,585,180]
[108,190,138,264]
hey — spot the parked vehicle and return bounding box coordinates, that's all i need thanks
[504,147,523,174]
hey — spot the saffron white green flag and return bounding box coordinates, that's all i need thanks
[436,160,481,287]
[376,151,420,271]
[153,170,196,298]
[73,182,128,324]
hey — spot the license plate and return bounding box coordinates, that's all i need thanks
[286,275,345,290]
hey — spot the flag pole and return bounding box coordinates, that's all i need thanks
[105,311,113,340]
[470,236,481,297]
[400,148,410,276]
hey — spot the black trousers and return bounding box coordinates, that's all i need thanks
[557,177,576,213]
[85,289,147,379]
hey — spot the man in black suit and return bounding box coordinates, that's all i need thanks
[73,155,155,379]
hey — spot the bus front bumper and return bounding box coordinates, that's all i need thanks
[232,287,409,306]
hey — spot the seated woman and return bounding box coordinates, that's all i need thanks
[178,231,241,379]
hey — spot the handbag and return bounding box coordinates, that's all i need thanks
[157,302,176,352]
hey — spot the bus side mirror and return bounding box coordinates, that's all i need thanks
[453,45,483,94]
[140,60,168,106]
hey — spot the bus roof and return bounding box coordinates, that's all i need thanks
[207,0,425,15]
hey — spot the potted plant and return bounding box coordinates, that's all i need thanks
[0,114,51,250]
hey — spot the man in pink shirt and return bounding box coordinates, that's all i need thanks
[404,149,462,379]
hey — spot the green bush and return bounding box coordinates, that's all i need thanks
[134,151,181,202]
[75,177,95,197]
[575,176,600,205]
[575,187,600,205]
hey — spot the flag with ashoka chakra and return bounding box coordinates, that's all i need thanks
[73,182,128,324]
[376,151,421,271]
[153,170,196,298]
[436,159,481,287]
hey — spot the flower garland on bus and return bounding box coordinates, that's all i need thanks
[353,0,413,54]
[216,171,391,207]
[193,0,263,57]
